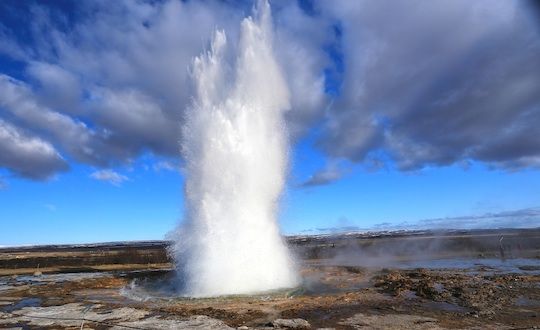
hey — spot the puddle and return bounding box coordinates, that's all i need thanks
[424,301,469,313]
[14,272,108,285]
[323,257,540,275]
[0,272,110,290]
[121,279,302,302]
[390,258,540,274]
[515,296,540,307]
[290,281,341,296]
[120,269,347,301]
[401,290,418,299]
[2,297,42,313]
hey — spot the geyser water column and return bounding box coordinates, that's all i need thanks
[175,1,300,297]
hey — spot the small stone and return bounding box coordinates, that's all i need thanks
[272,318,311,329]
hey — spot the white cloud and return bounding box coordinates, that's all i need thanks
[300,162,347,187]
[90,169,128,186]
[0,75,99,165]
[0,0,539,181]
[0,119,68,179]
[153,160,178,172]
[0,0,326,179]
[315,0,540,171]
[26,62,82,114]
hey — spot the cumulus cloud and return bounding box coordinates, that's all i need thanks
[90,169,128,186]
[0,0,326,180]
[153,160,179,172]
[272,0,330,138]
[0,74,98,164]
[0,119,68,179]
[316,0,540,171]
[300,162,347,187]
[0,0,539,182]
[26,62,82,114]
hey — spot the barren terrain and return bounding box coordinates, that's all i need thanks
[1,229,539,329]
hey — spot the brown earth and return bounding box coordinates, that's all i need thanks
[0,228,539,329]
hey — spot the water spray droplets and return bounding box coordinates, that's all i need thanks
[174,1,299,297]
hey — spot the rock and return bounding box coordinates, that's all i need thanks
[237,326,250,330]
[113,315,234,329]
[0,303,150,327]
[339,313,444,329]
[272,318,311,329]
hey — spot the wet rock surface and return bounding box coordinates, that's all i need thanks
[0,302,235,329]
[0,263,537,329]
[0,303,150,327]
[339,313,443,329]
[1,229,539,329]
[372,268,540,319]
[112,315,235,329]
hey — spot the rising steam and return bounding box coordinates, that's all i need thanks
[173,1,299,297]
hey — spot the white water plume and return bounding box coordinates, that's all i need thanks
[174,1,299,297]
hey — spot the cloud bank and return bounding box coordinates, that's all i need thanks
[306,207,540,234]
[0,0,539,182]
[317,0,540,172]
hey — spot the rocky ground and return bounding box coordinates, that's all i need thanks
[0,262,539,329]
[1,229,539,329]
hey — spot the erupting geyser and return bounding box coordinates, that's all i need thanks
[173,1,299,297]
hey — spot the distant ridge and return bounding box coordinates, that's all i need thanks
[2,227,539,251]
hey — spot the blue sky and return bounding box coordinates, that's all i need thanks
[1,0,540,245]
[1,146,539,246]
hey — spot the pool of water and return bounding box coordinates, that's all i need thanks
[393,258,540,274]
[1,297,42,313]
[327,257,540,274]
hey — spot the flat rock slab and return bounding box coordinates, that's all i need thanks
[0,303,149,327]
[0,303,232,329]
[273,318,311,329]
[113,315,234,329]
[339,313,444,330]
